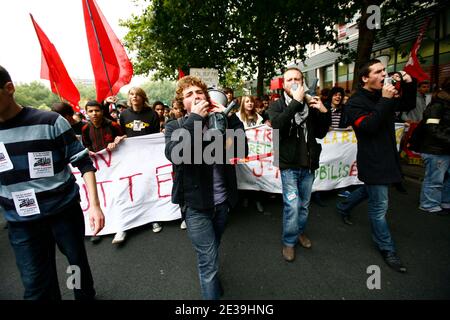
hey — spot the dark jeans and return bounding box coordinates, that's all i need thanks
[337,185,396,252]
[185,202,229,300]
[8,202,96,300]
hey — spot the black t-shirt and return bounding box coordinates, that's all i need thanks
[119,107,160,137]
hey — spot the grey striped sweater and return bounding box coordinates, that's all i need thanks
[0,107,96,222]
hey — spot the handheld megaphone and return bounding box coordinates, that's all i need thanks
[304,78,319,104]
[207,88,240,134]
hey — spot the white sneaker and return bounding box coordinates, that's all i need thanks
[152,222,162,233]
[180,220,187,230]
[112,231,127,244]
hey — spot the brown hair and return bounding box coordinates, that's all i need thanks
[358,59,381,88]
[127,87,151,108]
[175,75,210,106]
[85,100,103,111]
[239,95,258,124]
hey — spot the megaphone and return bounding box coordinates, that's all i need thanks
[304,78,319,104]
[207,88,240,134]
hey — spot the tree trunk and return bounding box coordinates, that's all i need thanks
[256,54,266,97]
[352,0,382,92]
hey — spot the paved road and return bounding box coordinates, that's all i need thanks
[1,180,449,300]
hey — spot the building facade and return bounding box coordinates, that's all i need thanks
[266,2,450,95]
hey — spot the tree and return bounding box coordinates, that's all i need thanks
[123,0,356,95]
[350,0,435,91]
[13,81,129,111]
[75,81,97,108]
[227,0,355,95]
[14,81,59,109]
[122,0,230,80]
[140,80,177,106]
[124,0,434,95]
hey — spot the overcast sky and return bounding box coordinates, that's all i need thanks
[0,0,146,89]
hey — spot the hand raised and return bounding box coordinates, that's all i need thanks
[382,84,397,99]
[308,96,328,113]
[292,83,305,102]
[191,99,210,117]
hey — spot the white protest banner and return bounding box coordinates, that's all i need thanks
[74,125,405,234]
[236,124,405,193]
[312,129,362,191]
[189,68,219,88]
[235,125,282,192]
[72,133,181,236]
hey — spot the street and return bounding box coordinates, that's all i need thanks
[1,179,449,300]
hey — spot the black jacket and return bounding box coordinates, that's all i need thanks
[164,113,247,210]
[267,93,330,170]
[345,81,416,184]
[410,91,450,155]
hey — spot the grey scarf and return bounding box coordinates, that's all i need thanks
[284,92,309,142]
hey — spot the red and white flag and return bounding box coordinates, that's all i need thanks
[403,18,431,83]
[82,0,133,102]
[30,14,80,111]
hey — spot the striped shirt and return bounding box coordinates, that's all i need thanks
[330,107,343,129]
[81,118,123,152]
[0,107,96,222]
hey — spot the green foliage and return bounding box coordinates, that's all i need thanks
[140,80,177,106]
[347,0,435,90]
[122,0,230,80]
[123,0,357,95]
[13,79,174,112]
[13,81,127,110]
[221,62,246,96]
[14,82,59,109]
[73,82,127,109]
[75,82,97,108]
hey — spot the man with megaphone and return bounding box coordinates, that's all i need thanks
[164,75,247,300]
[267,67,330,263]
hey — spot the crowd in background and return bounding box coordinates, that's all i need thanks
[53,74,449,226]
[2,61,449,300]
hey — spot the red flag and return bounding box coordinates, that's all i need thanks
[403,18,431,83]
[178,68,185,80]
[82,0,133,102]
[30,14,80,111]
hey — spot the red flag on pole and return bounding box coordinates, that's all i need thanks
[30,14,80,111]
[178,68,185,80]
[82,0,133,103]
[403,18,431,83]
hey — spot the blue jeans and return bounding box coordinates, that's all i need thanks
[185,202,229,300]
[336,186,368,216]
[8,202,96,300]
[280,168,314,247]
[420,153,450,212]
[337,185,396,252]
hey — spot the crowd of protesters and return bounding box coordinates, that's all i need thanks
[1,61,449,301]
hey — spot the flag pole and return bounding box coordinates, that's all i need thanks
[85,0,114,97]
[52,81,63,102]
